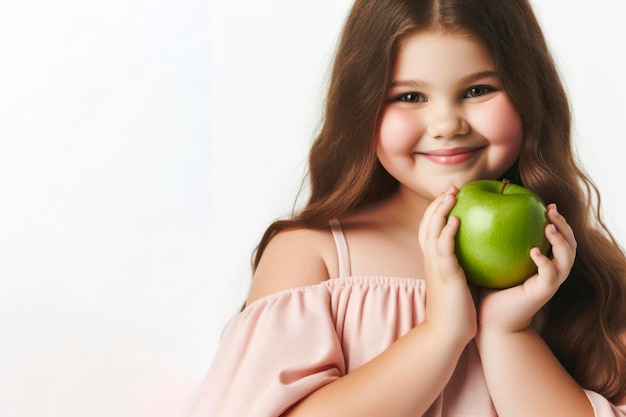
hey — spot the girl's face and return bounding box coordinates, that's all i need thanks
[377,30,523,202]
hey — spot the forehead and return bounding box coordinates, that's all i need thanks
[392,30,496,82]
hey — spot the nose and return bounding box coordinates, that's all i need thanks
[426,106,469,139]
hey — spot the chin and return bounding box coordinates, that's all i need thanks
[452,172,503,190]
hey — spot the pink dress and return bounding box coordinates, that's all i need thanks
[188,220,626,417]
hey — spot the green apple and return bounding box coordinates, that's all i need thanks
[448,179,550,289]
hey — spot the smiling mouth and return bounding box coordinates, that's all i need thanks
[418,146,486,165]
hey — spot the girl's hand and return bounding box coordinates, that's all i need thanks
[478,204,576,332]
[419,187,477,345]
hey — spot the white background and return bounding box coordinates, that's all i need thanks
[0,1,624,416]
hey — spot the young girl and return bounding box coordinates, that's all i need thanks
[192,0,626,415]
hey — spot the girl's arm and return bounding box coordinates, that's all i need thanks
[477,204,595,417]
[477,326,594,417]
[253,190,477,417]
[283,322,470,417]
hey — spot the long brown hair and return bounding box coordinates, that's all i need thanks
[253,0,626,402]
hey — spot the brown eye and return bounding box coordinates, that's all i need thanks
[464,86,495,98]
[399,92,426,103]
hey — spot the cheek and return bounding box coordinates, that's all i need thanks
[473,96,524,146]
[377,107,424,152]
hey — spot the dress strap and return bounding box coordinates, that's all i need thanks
[329,219,351,278]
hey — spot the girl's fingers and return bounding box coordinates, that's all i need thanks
[523,206,576,303]
[418,187,458,247]
[547,204,577,252]
[418,187,465,283]
[527,247,559,301]
[544,206,576,283]
[427,193,456,239]
[438,215,459,256]
[429,195,464,280]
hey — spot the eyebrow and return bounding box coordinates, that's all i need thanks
[390,70,500,89]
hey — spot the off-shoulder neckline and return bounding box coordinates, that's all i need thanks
[244,275,426,310]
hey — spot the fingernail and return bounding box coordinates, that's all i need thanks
[550,224,558,234]
[552,204,559,216]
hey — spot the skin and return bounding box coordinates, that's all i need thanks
[377,30,523,201]
[247,30,593,417]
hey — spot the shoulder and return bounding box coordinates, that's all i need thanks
[245,226,339,306]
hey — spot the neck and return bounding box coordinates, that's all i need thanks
[385,188,432,234]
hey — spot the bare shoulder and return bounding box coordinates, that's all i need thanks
[245,226,339,305]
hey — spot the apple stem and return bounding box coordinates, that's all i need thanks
[500,178,510,194]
